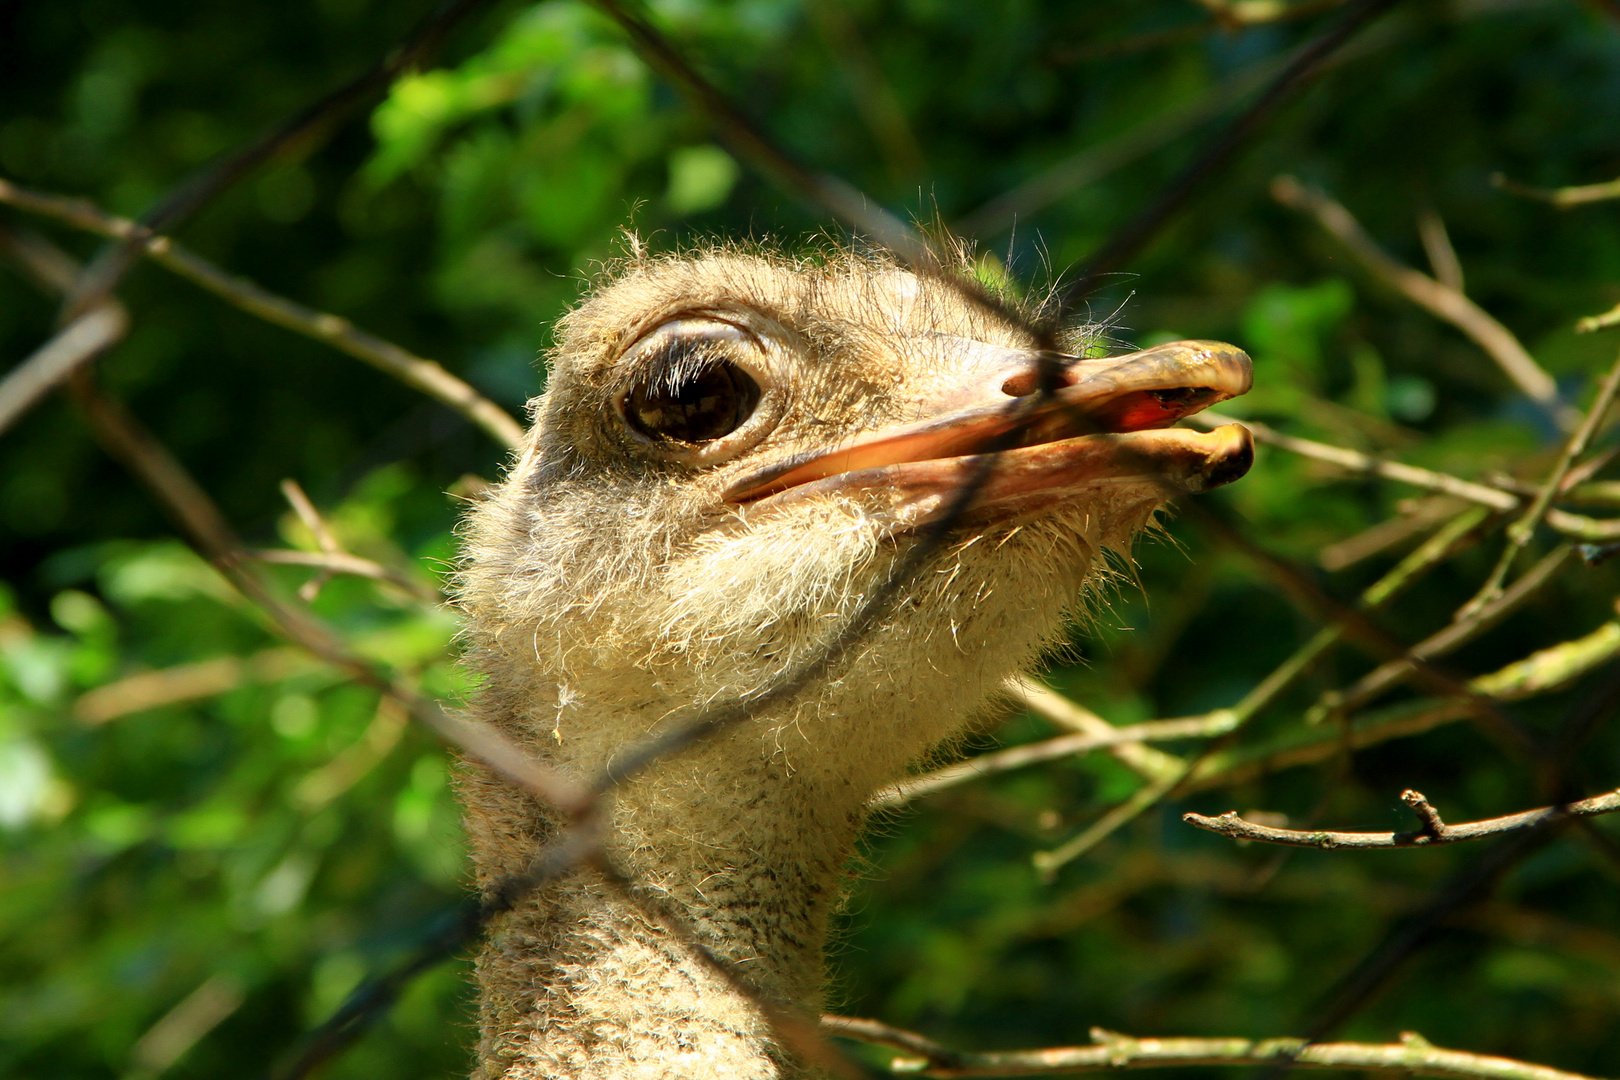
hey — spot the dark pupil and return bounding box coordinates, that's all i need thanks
[627,362,761,444]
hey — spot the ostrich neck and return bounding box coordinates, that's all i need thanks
[464,702,887,1080]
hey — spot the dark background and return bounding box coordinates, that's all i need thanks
[2,0,1619,1076]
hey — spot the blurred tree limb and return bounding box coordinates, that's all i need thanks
[0,177,525,448]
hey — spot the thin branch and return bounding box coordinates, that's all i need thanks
[1317,495,1470,572]
[1461,345,1620,615]
[72,373,591,816]
[0,304,128,438]
[1416,204,1465,292]
[1186,618,1620,791]
[128,973,247,1077]
[0,176,524,448]
[1186,785,1620,849]
[1318,544,1574,720]
[1003,675,1185,782]
[281,479,342,554]
[74,647,321,725]
[1492,171,1620,209]
[249,548,442,604]
[1058,0,1400,306]
[821,1018,1600,1080]
[1272,175,1568,422]
[1031,503,1492,874]
[870,713,1239,810]
[1192,411,1620,540]
[1576,300,1620,335]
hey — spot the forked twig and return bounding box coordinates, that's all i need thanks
[1271,175,1569,424]
[1186,786,1620,849]
[1031,504,1492,874]
[1461,345,1620,615]
[1316,544,1574,720]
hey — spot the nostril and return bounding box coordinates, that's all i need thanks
[1000,371,1041,397]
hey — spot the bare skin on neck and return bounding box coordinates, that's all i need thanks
[457,249,1253,1079]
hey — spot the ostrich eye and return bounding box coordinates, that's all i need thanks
[621,322,766,445]
[626,362,761,443]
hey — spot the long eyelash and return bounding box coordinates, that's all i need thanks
[644,334,733,395]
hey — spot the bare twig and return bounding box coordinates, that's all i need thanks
[1318,496,1470,571]
[0,177,525,448]
[1272,175,1568,423]
[1191,412,1620,540]
[1058,0,1401,306]
[871,713,1240,810]
[1492,171,1620,209]
[1316,544,1574,720]
[1031,503,1492,873]
[821,1017,1599,1080]
[1461,345,1620,615]
[0,304,128,438]
[1002,675,1185,783]
[250,549,442,604]
[281,479,341,554]
[128,973,247,1077]
[1416,204,1465,292]
[1186,785,1620,848]
[74,647,320,725]
[1576,301,1620,335]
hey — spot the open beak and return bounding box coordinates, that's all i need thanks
[724,339,1254,527]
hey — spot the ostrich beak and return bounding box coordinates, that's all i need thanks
[725,339,1254,526]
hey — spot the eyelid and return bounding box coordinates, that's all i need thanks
[610,315,788,465]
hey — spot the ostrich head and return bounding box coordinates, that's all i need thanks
[462,249,1250,781]
[456,247,1251,1079]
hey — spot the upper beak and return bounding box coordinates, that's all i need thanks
[723,339,1254,527]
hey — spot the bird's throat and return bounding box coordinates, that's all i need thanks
[462,709,886,1080]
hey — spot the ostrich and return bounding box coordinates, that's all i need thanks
[457,248,1253,1080]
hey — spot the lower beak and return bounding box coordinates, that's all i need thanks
[724,339,1254,527]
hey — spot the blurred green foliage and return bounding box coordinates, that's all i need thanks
[2,0,1620,1078]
